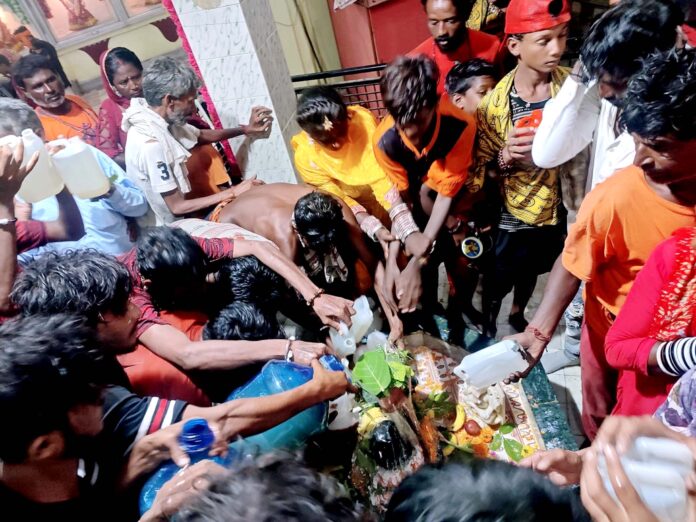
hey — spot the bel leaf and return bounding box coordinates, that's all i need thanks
[490,433,502,451]
[503,437,524,462]
[499,423,515,435]
[387,361,410,382]
[353,350,392,396]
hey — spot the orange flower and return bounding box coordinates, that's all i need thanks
[472,443,490,458]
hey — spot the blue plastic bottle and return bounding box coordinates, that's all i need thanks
[227,355,343,454]
[139,418,226,515]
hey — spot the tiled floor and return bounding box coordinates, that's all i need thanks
[459,270,586,448]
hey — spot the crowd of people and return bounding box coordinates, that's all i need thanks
[0,0,695,519]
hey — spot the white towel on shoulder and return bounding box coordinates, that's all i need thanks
[122,98,197,193]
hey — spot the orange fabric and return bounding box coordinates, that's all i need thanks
[372,98,476,198]
[118,309,211,407]
[38,94,99,145]
[409,30,501,93]
[562,165,695,319]
[185,144,231,199]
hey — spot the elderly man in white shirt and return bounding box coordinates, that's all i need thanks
[531,0,684,372]
[123,57,273,226]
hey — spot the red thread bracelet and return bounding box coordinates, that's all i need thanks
[525,325,552,344]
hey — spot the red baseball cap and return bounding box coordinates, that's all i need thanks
[505,0,571,35]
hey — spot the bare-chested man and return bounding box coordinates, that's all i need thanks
[216,183,402,338]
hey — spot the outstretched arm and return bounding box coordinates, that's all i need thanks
[197,107,273,144]
[138,322,330,371]
[233,239,355,330]
[184,360,349,440]
[505,256,581,381]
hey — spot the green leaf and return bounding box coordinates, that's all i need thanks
[353,350,392,396]
[503,438,524,462]
[387,361,411,382]
[499,423,515,435]
[490,433,503,451]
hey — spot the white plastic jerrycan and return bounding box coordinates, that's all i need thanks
[0,130,64,203]
[453,339,528,389]
[49,137,110,199]
[329,296,374,358]
[598,437,694,522]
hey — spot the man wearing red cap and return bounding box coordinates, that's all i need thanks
[411,0,502,94]
[473,0,583,336]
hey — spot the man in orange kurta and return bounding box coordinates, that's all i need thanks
[410,0,502,94]
[508,48,696,439]
[13,54,99,145]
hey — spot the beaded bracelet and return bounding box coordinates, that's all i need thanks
[525,325,552,344]
[497,148,514,176]
[306,288,325,307]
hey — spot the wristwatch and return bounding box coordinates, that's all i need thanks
[0,217,17,226]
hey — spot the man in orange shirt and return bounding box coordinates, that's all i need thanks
[12,54,98,145]
[374,55,480,340]
[411,0,502,94]
[509,48,696,440]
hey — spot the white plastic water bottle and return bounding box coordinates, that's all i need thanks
[49,137,110,199]
[328,393,359,430]
[329,296,374,358]
[0,130,64,203]
[453,340,528,389]
[597,437,693,522]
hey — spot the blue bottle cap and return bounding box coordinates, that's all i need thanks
[178,418,214,454]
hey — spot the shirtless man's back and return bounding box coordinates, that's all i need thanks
[217,183,313,262]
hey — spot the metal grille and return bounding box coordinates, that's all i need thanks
[292,64,387,119]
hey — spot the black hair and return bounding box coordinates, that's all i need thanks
[217,255,283,310]
[104,47,143,86]
[11,250,132,323]
[136,227,209,311]
[0,55,10,67]
[445,58,496,95]
[621,48,696,141]
[580,0,684,83]
[296,86,348,133]
[293,192,345,249]
[419,0,477,21]
[385,459,590,522]
[174,452,364,521]
[0,314,107,464]
[203,301,284,341]
[12,26,27,35]
[11,53,56,89]
[382,55,439,126]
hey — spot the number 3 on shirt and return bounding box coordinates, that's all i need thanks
[156,161,170,181]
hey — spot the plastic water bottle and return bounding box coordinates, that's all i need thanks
[329,322,356,358]
[328,393,359,430]
[227,356,339,454]
[453,340,528,389]
[49,137,110,199]
[329,296,374,357]
[0,131,64,203]
[355,331,388,362]
[598,437,693,522]
[139,418,227,515]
